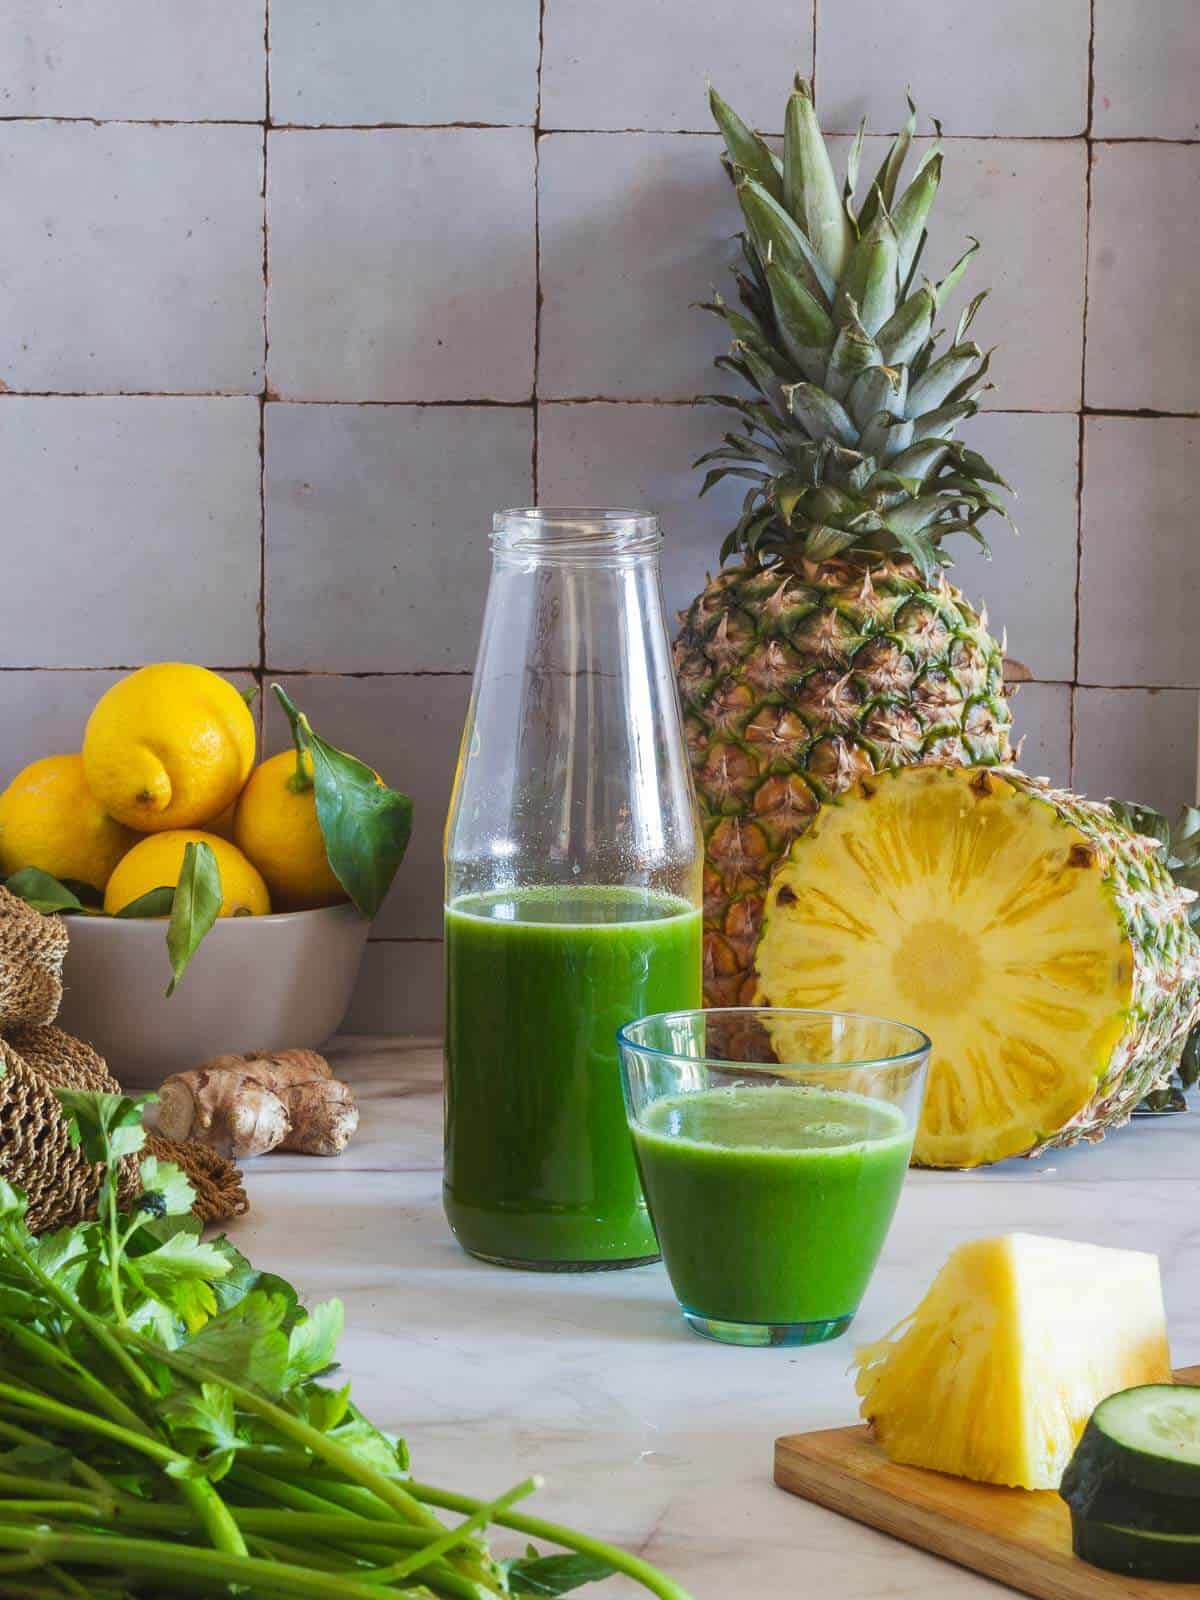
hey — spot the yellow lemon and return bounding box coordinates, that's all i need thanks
[234,751,347,911]
[104,830,271,917]
[0,754,137,891]
[83,664,256,833]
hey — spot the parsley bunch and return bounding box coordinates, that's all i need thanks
[0,1093,692,1600]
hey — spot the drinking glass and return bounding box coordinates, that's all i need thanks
[617,1007,931,1346]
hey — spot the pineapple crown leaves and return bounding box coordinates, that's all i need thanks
[700,76,1014,578]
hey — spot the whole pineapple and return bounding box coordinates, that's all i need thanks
[677,79,1014,1004]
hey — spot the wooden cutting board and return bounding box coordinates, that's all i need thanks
[774,1365,1200,1599]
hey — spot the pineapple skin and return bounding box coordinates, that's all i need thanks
[755,764,1200,1165]
[853,1234,1172,1491]
[675,557,1011,1005]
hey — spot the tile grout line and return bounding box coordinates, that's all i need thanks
[257,0,271,700]
[3,113,1199,147]
[2,392,1196,420]
[810,0,818,96]
[1069,0,1098,779]
[3,665,1192,692]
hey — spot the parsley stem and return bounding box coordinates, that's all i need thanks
[0,1525,424,1599]
[406,1482,697,1600]
[117,1331,445,1534]
[371,1477,539,1584]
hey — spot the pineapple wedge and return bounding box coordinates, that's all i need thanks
[852,1234,1171,1490]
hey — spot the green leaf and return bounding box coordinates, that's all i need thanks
[837,199,900,336]
[181,1290,291,1398]
[303,1380,352,1434]
[888,439,952,483]
[857,90,917,232]
[875,282,935,366]
[783,79,852,279]
[165,841,222,997]
[823,307,881,402]
[241,683,260,707]
[762,260,834,381]
[784,382,858,447]
[949,443,1012,491]
[326,1409,408,1475]
[136,1155,196,1219]
[273,685,413,920]
[136,1230,231,1294]
[55,1090,148,1165]
[891,149,941,288]
[910,398,977,444]
[736,177,835,310]
[115,885,176,919]
[936,238,980,307]
[708,83,784,203]
[59,877,104,908]
[159,1382,243,1483]
[907,342,984,415]
[504,1553,619,1596]
[846,364,907,433]
[285,1299,344,1387]
[3,867,85,915]
[0,1179,28,1226]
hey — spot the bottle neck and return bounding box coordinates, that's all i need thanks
[491,507,662,567]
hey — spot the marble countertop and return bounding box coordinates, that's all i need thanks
[227,1037,1200,1600]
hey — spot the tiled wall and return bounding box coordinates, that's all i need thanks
[1,1,1197,1033]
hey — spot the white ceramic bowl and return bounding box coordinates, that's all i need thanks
[55,904,370,1086]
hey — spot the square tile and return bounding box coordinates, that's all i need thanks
[1093,0,1200,139]
[538,133,734,401]
[1007,682,1072,785]
[345,941,443,1036]
[270,0,538,126]
[0,1,265,119]
[537,401,748,624]
[816,0,1089,135]
[0,124,264,394]
[267,128,536,401]
[266,405,531,672]
[832,136,1086,412]
[541,0,811,132]
[267,674,470,939]
[0,398,261,668]
[1079,419,1200,688]
[1073,689,1198,815]
[1086,144,1200,413]
[949,412,1079,682]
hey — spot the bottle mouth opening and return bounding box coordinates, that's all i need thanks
[492,507,661,556]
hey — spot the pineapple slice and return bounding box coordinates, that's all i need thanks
[756,765,1200,1166]
[852,1234,1171,1491]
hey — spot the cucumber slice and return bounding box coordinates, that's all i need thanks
[1062,1385,1200,1508]
[1072,1513,1200,1582]
[1065,1482,1200,1536]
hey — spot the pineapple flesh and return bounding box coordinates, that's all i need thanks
[852,1234,1172,1491]
[756,765,1200,1166]
[680,79,1015,1005]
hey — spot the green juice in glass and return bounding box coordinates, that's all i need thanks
[443,886,702,1269]
[631,1084,912,1334]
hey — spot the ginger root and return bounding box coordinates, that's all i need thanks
[152,1049,359,1159]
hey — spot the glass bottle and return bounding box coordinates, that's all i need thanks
[443,508,703,1270]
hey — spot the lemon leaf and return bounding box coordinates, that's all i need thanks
[4,867,85,915]
[272,684,413,919]
[114,885,176,919]
[165,842,222,998]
